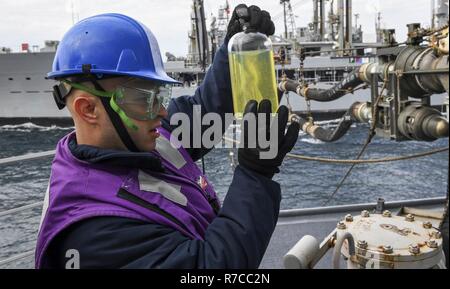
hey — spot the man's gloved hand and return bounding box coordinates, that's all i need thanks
[225,4,275,43]
[238,100,300,179]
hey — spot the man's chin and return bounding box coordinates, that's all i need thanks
[140,141,157,152]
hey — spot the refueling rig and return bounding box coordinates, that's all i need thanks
[278,23,449,269]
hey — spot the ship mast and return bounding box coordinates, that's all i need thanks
[191,0,210,71]
[210,1,230,61]
[375,11,382,43]
[280,0,297,39]
[432,0,449,29]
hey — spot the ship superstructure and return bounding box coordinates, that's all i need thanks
[0,0,448,124]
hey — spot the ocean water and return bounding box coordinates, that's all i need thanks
[0,122,448,268]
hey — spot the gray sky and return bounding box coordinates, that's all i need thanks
[0,0,439,57]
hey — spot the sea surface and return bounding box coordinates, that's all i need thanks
[0,122,448,268]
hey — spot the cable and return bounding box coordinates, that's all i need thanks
[322,80,387,205]
[222,136,449,164]
[286,147,449,164]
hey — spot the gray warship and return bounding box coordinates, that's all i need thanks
[4,0,447,124]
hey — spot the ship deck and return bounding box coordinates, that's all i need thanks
[0,195,445,269]
[260,197,446,269]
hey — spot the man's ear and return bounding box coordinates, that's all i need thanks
[72,94,100,125]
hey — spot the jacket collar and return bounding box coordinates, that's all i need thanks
[68,137,164,172]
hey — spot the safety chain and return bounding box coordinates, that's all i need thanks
[298,47,314,123]
[279,47,293,115]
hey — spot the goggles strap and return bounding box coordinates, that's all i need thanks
[110,97,139,131]
[90,79,141,153]
[62,80,113,98]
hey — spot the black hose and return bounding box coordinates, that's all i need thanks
[280,67,364,102]
[292,103,358,142]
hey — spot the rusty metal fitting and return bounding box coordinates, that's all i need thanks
[357,240,368,249]
[337,221,347,230]
[361,210,370,218]
[345,214,354,222]
[382,245,394,254]
[431,231,442,239]
[422,221,433,229]
[426,240,438,249]
[405,214,415,222]
[409,244,420,255]
[382,210,392,217]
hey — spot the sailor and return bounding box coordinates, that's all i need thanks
[35,5,300,269]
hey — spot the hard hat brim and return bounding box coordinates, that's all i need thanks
[47,69,182,85]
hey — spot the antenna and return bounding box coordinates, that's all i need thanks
[431,0,435,29]
[375,11,383,43]
[354,13,359,28]
[280,0,297,39]
[281,0,289,39]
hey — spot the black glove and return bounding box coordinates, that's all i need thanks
[238,100,300,179]
[225,4,275,43]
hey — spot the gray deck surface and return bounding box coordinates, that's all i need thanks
[260,201,445,269]
[1,199,446,269]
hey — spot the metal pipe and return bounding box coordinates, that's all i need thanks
[351,102,372,123]
[332,231,355,269]
[279,67,364,102]
[432,0,436,29]
[0,201,43,218]
[278,197,446,218]
[283,0,288,39]
[0,250,34,267]
[0,150,56,166]
[345,0,352,51]
[320,0,326,40]
[397,103,449,141]
[393,47,448,98]
[359,62,394,83]
[313,0,319,37]
[401,68,450,75]
[338,0,345,52]
[290,103,359,142]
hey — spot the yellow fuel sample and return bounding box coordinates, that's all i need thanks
[228,35,279,117]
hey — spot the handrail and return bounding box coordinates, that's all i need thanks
[0,151,52,217]
[0,150,56,166]
[0,197,446,268]
[0,150,53,217]
[0,201,43,218]
[0,150,54,268]
[0,250,34,267]
[279,197,446,217]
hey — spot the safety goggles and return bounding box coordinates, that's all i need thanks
[62,79,172,130]
[114,81,172,121]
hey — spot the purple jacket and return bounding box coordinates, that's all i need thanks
[35,128,220,268]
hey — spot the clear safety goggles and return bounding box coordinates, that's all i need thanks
[62,79,172,130]
[114,81,172,121]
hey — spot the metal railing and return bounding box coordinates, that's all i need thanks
[0,150,447,267]
[0,150,55,166]
[0,150,55,268]
[0,201,43,218]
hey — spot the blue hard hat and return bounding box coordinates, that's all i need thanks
[48,13,179,84]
